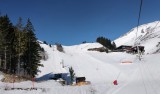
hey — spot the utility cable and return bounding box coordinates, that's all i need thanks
[141,60,158,94]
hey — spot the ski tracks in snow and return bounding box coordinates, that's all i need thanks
[110,58,159,94]
[139,60,159,94]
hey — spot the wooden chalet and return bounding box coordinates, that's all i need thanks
[76,77,86,83]
[88,47,108,52]
[131,46,145,54]
[75,72,87,86]
[75,77,87,86]
[114,45,132,52]
[114,45,145,54]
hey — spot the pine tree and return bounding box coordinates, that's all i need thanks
[0,15,44,79]
[43,41,47,45]
[96,36,115,50]
[13,17,24,75]
[0,30,3,69]
[69,67,75,84]
[24,18,42,78]
[0,15,15,73]
[112,41,116,50]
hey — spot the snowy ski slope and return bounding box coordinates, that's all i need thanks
[0,21,160,94]
[114,21,160,54]
[0,42,160,94]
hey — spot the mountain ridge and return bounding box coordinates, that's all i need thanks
[114,21,160,54]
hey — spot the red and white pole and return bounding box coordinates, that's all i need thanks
[32,77,35,88]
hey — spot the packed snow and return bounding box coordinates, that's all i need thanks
[0,21,160,94]
[0,41,160,94]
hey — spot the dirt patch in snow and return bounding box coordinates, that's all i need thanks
[1,73,29,83]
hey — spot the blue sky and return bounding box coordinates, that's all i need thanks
[0,0,160,45]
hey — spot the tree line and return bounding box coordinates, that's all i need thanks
[96,36,116,50]
[0,15,43,79]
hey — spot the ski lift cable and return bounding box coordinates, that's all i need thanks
[135,0,148,94]
[116,72,121,80]
[135,0,143,61]
[135,0,143,42]
[134,2,158,94]
[135,2,158,93]
[140,21,159,42]
[138,61,148,94]
[139,58,158,94]
[141,59,158,94]
[151,21,160,32]
[141,60,158,94]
